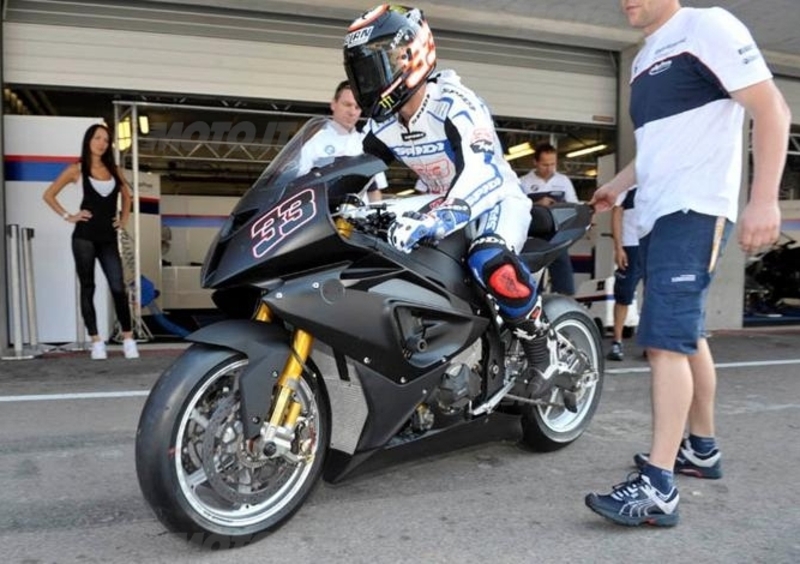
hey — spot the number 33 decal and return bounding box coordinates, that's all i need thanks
[251,189,317,258]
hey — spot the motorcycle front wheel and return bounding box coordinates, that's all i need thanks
[519,299,604,452]
[135,343,329,547]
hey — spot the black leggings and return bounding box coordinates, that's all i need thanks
[71,237,131,336]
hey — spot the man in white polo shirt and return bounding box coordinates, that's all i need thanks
[607,186,641,362]
[586,0,790,527]
[298,80,387,202]
[518,142,579,295]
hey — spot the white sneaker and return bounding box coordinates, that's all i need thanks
[123,338,140,359]
[91,341,107,360]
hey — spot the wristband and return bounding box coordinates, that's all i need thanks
[62,212,70,220]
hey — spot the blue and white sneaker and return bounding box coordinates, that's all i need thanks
[585,473,680,527]
[606,341,624,361]
[634,439,723,479]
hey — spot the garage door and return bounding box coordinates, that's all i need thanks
[2,1,617,125]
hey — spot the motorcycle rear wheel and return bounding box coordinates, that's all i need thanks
[135,344,329,547]
[519,302,604,452]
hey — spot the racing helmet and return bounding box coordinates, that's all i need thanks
[343,5,436,122]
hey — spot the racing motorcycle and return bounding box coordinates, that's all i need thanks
[135,117,604,546]
[745,233,800,314]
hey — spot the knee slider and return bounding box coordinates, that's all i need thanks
[468,235,537,320]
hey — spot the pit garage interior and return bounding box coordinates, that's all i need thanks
[2,0,800,348]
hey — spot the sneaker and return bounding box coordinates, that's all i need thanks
[607,341,624,361]
[123,338,140,359]
[90,340,107,360]
[633,439,723,479]
[585,473,680,527]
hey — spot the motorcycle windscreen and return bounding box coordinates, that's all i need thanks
[229,118,330,220]
[202,117,331,287]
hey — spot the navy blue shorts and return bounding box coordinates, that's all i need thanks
[637,211,732,354]
[613,245,641,306]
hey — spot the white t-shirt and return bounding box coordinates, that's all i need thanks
[518,170,578,203]
[615,187,639,248]
[630,7,772,238]
[297,119,387,195]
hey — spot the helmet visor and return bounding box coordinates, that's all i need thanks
[345,41,407,115]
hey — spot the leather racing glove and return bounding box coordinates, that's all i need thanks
[388,198,471,253]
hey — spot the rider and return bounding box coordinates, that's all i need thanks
[343,4,550,390]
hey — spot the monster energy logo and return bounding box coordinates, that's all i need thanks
[378,97,394,109]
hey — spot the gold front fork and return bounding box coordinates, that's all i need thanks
[268,329,314,429]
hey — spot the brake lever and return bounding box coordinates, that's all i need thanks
[416,238,440,250]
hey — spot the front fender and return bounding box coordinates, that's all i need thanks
[187,320,292,438]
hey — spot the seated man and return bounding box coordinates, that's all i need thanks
[344,4,552,392]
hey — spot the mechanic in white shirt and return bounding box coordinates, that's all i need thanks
[297,80,386,202]
[586,1,791,527]
[607,186,641,362]
[518,142,578,295]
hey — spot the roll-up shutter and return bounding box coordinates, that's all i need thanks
[2,0,617,125]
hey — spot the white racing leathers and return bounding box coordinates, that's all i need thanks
[363,70,537,321]
[363,70,531,251]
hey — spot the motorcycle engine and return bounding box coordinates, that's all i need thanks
[436,363,481,413]
[404,342,483,435]
[435,341,483,414]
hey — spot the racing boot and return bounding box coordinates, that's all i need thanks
[511,295,554,399]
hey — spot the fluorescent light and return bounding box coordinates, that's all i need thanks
[566,144,607,158]
[138,115,150,135]
[117,118,132,151]
[395,189,417,196]
[507,141,532,154]
[504,147,535,161]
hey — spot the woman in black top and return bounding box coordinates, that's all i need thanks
[43,123,139,360]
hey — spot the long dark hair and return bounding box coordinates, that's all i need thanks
[80,124,122,185]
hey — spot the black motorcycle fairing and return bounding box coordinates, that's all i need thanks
[323,411,522,484]
[202,154,387,290]
[324,158,389,208]
[341,216,478,303]
[324,367,520,483]
[397,231,476,302]
[521,203,593,272]
[323,324,513,484]
[262,264,489,382]
[352,362,448,451]
[202,185,335,290]
[185,320,292,439]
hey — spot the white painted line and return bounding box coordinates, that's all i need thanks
[605,366,652,374]
[1,358,800,403]
[606,358,800,374]
[0,391,150,403]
